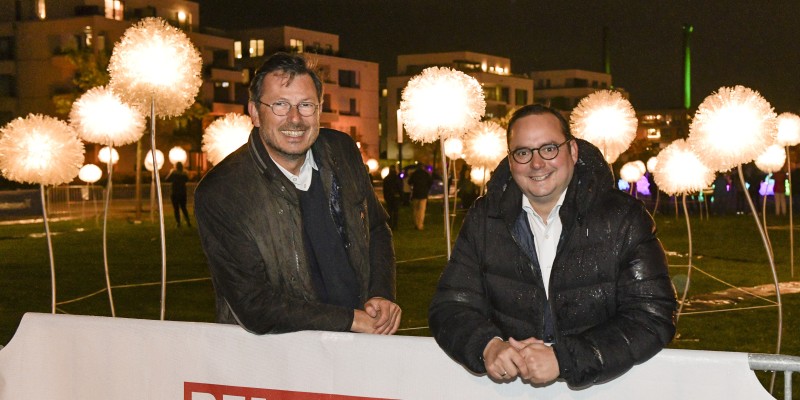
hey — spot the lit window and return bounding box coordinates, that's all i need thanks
[290,39,304,53]
[249,39,264,57]
[221,81,229,88]
[37,0,46,19]
[647,128,661,139]
[104,0,123,21]
[178,11,186,24]
[234,41,242,59]
[481,62,487,72]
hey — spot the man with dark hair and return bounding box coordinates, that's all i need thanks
[195,52,400,335]
[429,104,676,387]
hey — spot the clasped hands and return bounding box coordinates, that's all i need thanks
[350,297,401,335]
[483,337,559,384]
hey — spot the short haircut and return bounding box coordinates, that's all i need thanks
[506,104,573,143]
[248,52,323,102]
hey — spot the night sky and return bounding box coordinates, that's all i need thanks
[195,0,800,112]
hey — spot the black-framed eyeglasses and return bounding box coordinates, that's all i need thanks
[255,99,319,117]
[509,139,572,164]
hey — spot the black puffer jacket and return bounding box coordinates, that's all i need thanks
[195,128,395,334]
[429,139,676,387]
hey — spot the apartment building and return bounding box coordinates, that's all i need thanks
[228,26,380,162]
[530,69,613,111]
[386,51,534,163]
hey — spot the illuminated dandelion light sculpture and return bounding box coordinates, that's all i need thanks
[755,144,786,259]
[168,146,188,166]
[145,149,165,222]
[687,85,782,357]
[647,156,661,214]
[776,112,800,277]
[652,139,715,321]
[620,162,644,196]
[202,113,253,166]
[570,90,638,164]
[463,121,507,170]
[70,86,145,317]
[78,163,102,223]
[109,17,202,320]
[443,137,464,231]
[0,114,84,314]
[470,166,489,187]
[400,66,485,258]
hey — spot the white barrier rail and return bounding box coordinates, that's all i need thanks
[0,313,790,399]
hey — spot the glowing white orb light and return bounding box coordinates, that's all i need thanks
[570,90,638,163]
[755,144,786,174]
[647,156,659,173]
[202,113,253,165]
[366,158,379,174]
[144,149,165,172]
[380,166,390,179]
[470,166,489,186]
[688,85,777,172]
[400,66,485,143]
[98,146,119,165]
[653,139,715,196]
[168,146,188,165]
[0,114,84,186]
[776,112,800,147]
[620,161,644,184]
[69,86,144,146]
[78,163,102,184]
[443,137,464,160]
[108,17,202,118]
[463,121,508,170]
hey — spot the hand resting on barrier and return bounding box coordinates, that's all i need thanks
[351,297,401,335]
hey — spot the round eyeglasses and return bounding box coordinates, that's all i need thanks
[255,99,319,117]
[509,138,572,164]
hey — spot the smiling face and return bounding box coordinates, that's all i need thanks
[508,113,578,217]
[248,72,320,174]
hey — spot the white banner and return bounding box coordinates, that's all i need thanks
[0,313,773,399]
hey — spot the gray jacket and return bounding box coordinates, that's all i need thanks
[195,128,396,333]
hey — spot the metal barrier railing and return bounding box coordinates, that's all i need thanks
[749,353,800,400]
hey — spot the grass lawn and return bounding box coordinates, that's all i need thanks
[0,198,797,396]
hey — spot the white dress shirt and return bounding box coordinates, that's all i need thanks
[271,150,317,191]
[521,190,567,298]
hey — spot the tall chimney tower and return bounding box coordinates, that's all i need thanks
[683,24,693,110]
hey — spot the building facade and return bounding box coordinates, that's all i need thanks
[229,26,380,162]
[385,51,534,163]
[530,69,614,111]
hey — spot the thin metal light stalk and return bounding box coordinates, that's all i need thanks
[676,194,693,321]
[737,165,782,386]
[150,98,167,320]
[762,190,774,261]
[40,184,56,314]
[102,153,116,317]
[440,141,451,259]
[450,159,458,236]
[787,148,794,277]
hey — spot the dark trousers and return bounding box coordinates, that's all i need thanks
[172,195,190,226]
